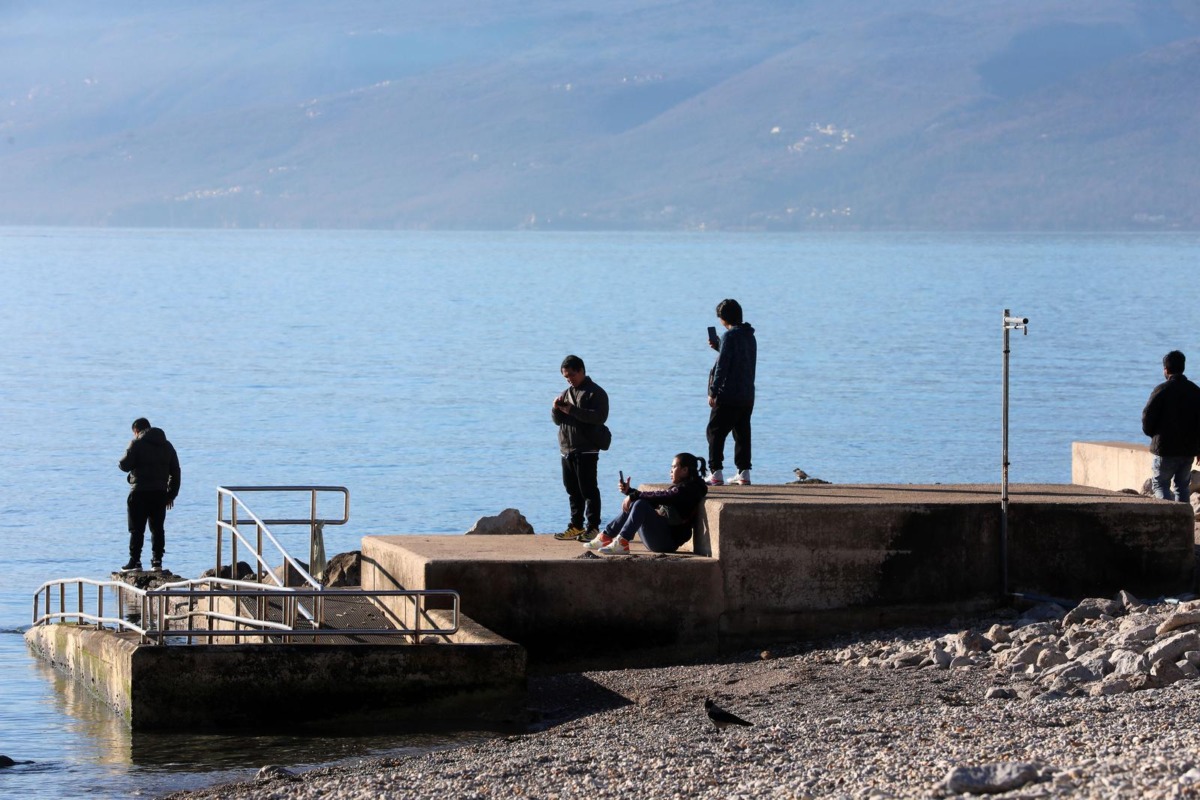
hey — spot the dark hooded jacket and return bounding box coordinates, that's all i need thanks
[708,323,757,406]
[119,427,181,500]
[1142,374,1200,457]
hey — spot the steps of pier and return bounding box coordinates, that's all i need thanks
[362,483,1195,670]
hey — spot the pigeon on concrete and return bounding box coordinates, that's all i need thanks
[705,698,753,730]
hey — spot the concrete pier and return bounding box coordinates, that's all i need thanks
[24,612,526,731]
[364,483,1193,668]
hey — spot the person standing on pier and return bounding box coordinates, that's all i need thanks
[552,355,610,541]
[118,417,181,572]
[1141,350,1200,503]
[706,299,757,486]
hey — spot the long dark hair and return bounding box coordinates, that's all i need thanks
[674,452,708,482]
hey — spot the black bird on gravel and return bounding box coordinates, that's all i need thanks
[704,698,753,730]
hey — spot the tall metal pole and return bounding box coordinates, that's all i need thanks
[1001,309,1028,597]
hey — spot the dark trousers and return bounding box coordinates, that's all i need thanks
[561,451,601,529]
[604,499,680,553]
[707,403,753,473]
[127,490,168,562]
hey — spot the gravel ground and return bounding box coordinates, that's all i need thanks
[161,605,1200,800]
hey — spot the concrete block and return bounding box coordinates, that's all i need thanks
[1072,441,1154,493]
[363,535,723,670]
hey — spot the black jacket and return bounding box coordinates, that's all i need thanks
[119,427,182,500]
[1142,374,1200,457]
[628,478,708,549]
[552,376,610,455]
[708,323,757,406]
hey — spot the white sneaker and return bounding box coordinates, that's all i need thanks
[598,537,631,555]
[706,470,725,486]
[730,470,751,485]
[583,533,612,551]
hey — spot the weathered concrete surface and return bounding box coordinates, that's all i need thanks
[364,483,1193,665]
[708,483,1193,647]
[362,535,724,670]
[25,612,526,732]
[23,625,139,724]
[1073,441,1154,492]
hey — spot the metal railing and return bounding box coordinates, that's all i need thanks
[31,576,460,645]
[32,484,459,645]
[216,485,350,588]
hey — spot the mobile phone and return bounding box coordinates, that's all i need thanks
[619,470,625,483]
[707,326,719,348]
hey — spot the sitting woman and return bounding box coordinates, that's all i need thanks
[584,452,709,555]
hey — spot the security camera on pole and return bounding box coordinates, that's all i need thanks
[1001,309,1028,597]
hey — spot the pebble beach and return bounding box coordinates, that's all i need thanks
[164,592,1200,800]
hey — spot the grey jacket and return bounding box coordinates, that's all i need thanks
[119,427,181,500]
[552,376,609,455]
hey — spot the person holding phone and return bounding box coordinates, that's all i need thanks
[552,354,610,541]
[584,452,709,555]
[706,299,757,486]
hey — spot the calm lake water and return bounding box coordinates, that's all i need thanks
[1,227,1197,797]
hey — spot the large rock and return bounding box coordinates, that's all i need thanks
[1146,630,1200,666]
[322,551,361,587]
[1110,649,1148,675]
[948,630,993,656]
[944,763,1041,794]
[200,561,255,581]
[1157,610,1200,636]
[1108,624,1157,649]
[466,508,534,535]
[1064,597,1122,625]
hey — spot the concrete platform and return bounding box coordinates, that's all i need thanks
[362,535,723,670]
[25,610,526,732]
[363,483,1194,668]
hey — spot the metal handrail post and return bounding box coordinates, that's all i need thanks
[256,523,264,583]
[216,492,225,578]
[310,489,317,575]
[97,586,104,630]
[1001,309,1028,599]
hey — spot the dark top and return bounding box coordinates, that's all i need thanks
[709,323,757,406]
[628,478,708,548]
[552,376,610,455]
[1142,374,1200,457]
[119,427,181,500]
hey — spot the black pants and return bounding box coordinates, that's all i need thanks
[561,451,601,529]
[707,403,753,473]
[127,490,169,562]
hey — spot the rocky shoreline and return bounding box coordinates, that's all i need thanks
[160,589,1200,799]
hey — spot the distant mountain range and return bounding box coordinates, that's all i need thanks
[2,0,1198,230]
